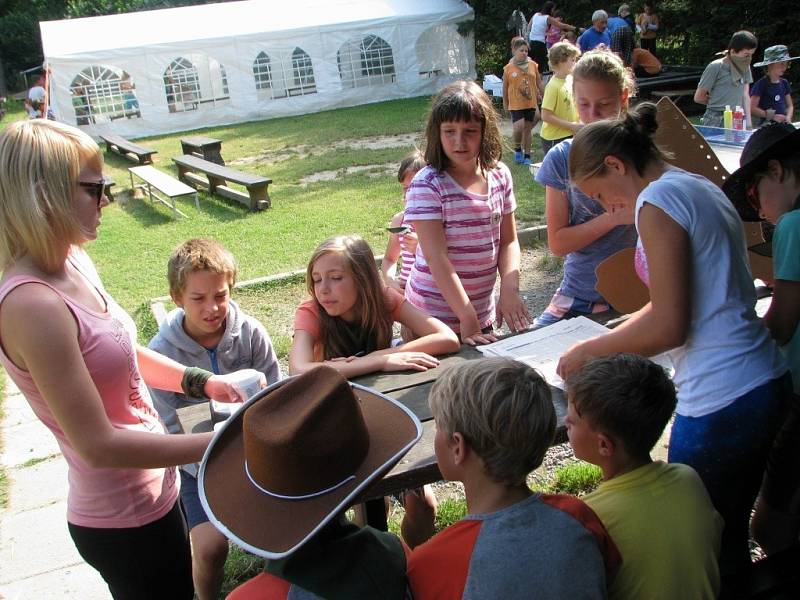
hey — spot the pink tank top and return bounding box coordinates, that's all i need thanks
[0,249,178,528]
[397,219,416,288]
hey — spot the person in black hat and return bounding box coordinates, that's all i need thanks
[723,122,800,555]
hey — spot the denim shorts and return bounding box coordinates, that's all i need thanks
[179,469,210,530]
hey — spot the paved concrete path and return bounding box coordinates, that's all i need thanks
[1,377,108,599]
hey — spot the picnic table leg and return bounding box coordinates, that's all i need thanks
[194,191,199,210]
[364,497,389,531]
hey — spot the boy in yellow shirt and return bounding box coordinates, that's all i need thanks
[540,41,581,154]
[503,36,541,165]
[565,354,723,600]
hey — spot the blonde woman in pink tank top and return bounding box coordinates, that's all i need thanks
[0,120,251,600]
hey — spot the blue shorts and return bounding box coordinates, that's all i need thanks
[534,288,609,327]
[179,470,210,531]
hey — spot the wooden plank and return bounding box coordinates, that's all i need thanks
[172,154,269,186]
[100,134,156,165]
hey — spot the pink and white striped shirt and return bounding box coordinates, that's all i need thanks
[404,163,516,332]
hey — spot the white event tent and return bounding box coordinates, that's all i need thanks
[40,0,475,138]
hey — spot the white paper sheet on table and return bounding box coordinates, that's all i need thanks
[477,316,673,388]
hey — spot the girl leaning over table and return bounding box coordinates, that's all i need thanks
[556,103,790,578]
[0,120,249,600]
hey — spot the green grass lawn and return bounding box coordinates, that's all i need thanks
[0,95,545,342]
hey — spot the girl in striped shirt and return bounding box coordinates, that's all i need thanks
[405,81,531,345]
[381,149,426,293]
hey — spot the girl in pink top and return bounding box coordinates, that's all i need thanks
[0,120,247,599]
[289,235,458,379]
[289,235,458,548]
[404,81,531,345]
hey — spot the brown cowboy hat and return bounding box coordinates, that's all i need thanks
[722,122,800,222]
[199,365,422,559]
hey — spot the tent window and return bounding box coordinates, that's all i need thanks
[338,35,395,88]
[416,24,470,78]
[253,52,274,90]
[290,47,316,95]
[164,58,201,113]
[164,55,230,113]
[70,66,141,126]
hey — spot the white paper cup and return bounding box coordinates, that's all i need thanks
[229,368,264,401]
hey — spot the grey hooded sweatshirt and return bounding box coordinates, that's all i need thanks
[148,299,281,437]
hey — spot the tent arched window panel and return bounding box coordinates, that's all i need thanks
[69,66,141,126]
[252,47,316,100]
[416,24,469,78]
[337,35,395,89]
[164,54,230,114]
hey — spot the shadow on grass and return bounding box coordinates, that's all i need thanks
[119,195,174,227]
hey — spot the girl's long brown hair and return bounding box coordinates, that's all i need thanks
[423,80,503,173]
[306,235,393,360]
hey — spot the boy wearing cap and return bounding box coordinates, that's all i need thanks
[750,45,797,126]
[565,354,723,599]
[148,238,281,600]
[723,122,800,554]
[220,360,620,599]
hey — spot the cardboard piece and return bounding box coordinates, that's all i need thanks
[653,97,729,187]
[595,248,650,314]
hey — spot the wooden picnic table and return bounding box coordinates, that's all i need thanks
[180,136,225,165]
[176,342,570,529]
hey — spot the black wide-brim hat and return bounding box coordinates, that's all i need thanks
[722,122,800,222]
[199,366,422,559]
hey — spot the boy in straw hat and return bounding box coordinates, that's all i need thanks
[218,359,620,599]
[750,45,798,126]
[723,122,800,556]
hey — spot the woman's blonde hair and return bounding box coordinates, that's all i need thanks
[0,119,101,273]
[572,47,636,101]
[423,80,503,173]
[306,235,393,360]
[568,102,668,184]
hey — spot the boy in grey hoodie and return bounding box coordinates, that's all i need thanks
[148,238,281,600]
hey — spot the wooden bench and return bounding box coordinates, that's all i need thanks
[180,136,224,165]
[100,134,156,165]
[171,154,271,211]
[129,165,198,218]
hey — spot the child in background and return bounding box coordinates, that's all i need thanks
[148,238,281,600]
[695,30,758,128]
[503,37,541,166]
[382,150,426,292]
[566,354,723,599]
[227,359,621,599]
[405,81,531,344]
[540,41,581,154]
[723,122,800,555]
[545,9,564,48]
[534,48,637,327]
[750,45,797,126]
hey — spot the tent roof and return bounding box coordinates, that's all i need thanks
[41,0,472,58]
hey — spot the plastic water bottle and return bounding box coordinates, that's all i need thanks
[723,105,733,140]
[733,105,745,142]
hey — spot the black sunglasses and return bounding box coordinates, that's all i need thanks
[78,178,112,206]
